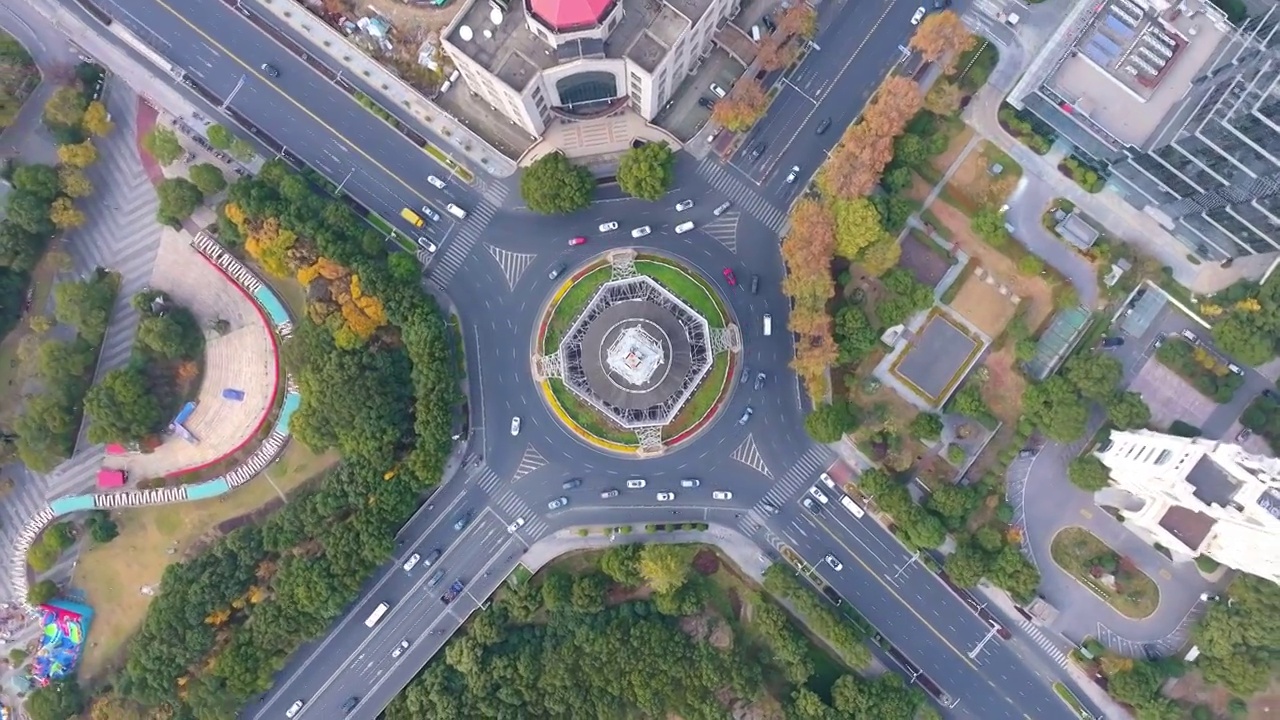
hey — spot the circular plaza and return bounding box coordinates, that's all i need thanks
[534,250,741,455]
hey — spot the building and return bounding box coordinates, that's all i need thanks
[442,0,735,136]
[1094,429,1280,584]
[1009,0,1280,261]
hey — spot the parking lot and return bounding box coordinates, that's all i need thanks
[1129,360,1219,430]
[654,48,745,142]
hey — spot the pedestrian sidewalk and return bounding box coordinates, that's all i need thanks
[243,0,514,178]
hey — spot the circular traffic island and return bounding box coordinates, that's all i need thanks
[534,249,741,456]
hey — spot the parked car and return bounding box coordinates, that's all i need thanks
[709,82,727,98]
[1152,333,1166,349]
[1228,362,1244,375]
[713,201,732,216]
[676,199,695,212]
[1236,428,1252,443]
[547,496,569,510]
[1180,328,1199,343]
[910,6,926,24]
[656,492,675,502]
[1100,337,1124,349]
[1263,389,1279,402]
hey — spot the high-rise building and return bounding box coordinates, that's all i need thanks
[1008,0,1280,260]
[1094,429,1280,584]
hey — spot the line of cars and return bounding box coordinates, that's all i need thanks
[799,472,866,519]
[595,197,735,240]
[398,174,462,254]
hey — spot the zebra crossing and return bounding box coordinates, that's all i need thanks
[40,447,107,501]
[696,158,787,235]
[512,445,548,482]
[473,467,502,493]
[429,199,499,288]
[1020,619,1071,668]
[492,491,550,539]
[701,212,741,253]
[486,244,537,291]
[730,434,773,479]
[474,176,511,208]
[760,445,837,507]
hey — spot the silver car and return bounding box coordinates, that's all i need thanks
[548,496,569,510]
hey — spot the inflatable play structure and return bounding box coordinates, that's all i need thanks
[29,600,92,686]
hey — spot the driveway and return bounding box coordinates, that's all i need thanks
[1004,174,1100,309]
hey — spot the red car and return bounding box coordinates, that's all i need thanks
[568,236,587,246]
[722,268,737,286]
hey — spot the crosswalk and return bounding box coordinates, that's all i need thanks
[730,434,773,479]
[512,445,548,482]
[1020,619,1070,668]
[486,244,537,291]
[473,177,511,208]
[492,490,550,540]
[760,444,837,508]
[701,211,741,253]
[696,158,787,235]
[473,467,501,492]
[429,199,499,288]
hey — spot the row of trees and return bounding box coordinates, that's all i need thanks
[711,5,818,132]
[142,125,233,226]
[1204,279,1280,366]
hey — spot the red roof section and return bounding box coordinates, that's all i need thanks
[97,469,126,488]
[530,0,612,29]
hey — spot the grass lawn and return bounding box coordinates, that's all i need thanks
[543,265,610,351]
[547,378,636,445]
[1049,527,1160,620]
[0,250,64,425]
[634,260,726,327]
[71,442,339,682]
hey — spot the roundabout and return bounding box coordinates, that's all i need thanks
[532,249,741,456]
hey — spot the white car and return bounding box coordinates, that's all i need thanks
[420,205,441,222]
[510,416,521,436]
[506,517,526,533]
[785,165,799,183]
[548,496,569,510]
[713,201,731,216]
[427,175,446,190]
[675,199,694,212]
[391,639,410,658]
[626,478,647,489]
[680,478,700,488]
[599,221,619,232]
[656,492,675,502]
[824,553,844,571]
[819,472,837,490]
[911,6,926,24]
[712,490,733,501]
[808,486,829,504]
[286,701,305,719]
[402,553,421,572]
[631,225,652,238]
[416,237,437,253]
[674,221,695,234]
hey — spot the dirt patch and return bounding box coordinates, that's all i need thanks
[847,384,931,472]
[981,347,1028,424]
[930,126,976,176]
[692,548,721,575]
[943,140,1020,213]
[899,234,952,288]
[949,272,1018,337]
[905,172,934,204]
[606,583,654,606]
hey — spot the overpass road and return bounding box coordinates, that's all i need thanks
[50,0,1107,718]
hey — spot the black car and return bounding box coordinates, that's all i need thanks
[342,697,359,714]
[562,477,583,490]
[761,14,777,32]
[815,117,832,135]
[821,586,843,606]
[1100,336,1125,349]
[801,496,822,515]
[749,141,766,160]
[261,63,280,77]
[1263,388,1279,402]
[453,512,471,531]
[697,96,716,110]
[750,274,759,294]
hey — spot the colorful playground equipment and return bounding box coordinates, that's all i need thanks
[29,601,92,686]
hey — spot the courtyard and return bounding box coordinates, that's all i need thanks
[890,309,984,406]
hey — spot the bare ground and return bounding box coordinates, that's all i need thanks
[950,274,1018,338]
[944,140,1021,213]
[981,347,1028,424]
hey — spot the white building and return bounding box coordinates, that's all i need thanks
[441,0,735,136]
[1094,430,1280,584]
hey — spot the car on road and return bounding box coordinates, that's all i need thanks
[423,549,442,567]
[599,221,619,232]
[680,478,700,488]
[740,367,750,384]
[824,554,843,571]
[709,82,727,98]
[738,407,754,425]
[261,63,280,77]
[754,372,766,390]
[749,142,766,160]
[674,221,694,234]
[760,500,778,515]
[697,97,716,110]
[911,6,926,24]
[801,496,822,514]
[819,472,836,490]
[510,416,521,436]
[427,175,447,190]
[547,496,569,510]
[342,696,359,714]
[569,236,587,246]
[631,225,652,238]
[750,275,759,294]
[676,199,695,212]
[1228,362,1244,375]
[417,237,438,253]
[453,512,471,531]
[562,478,583,490]
[722,268,737,286]
[785,165,800,183]
[427,569,446,588]
[420,205,442,222]
[600,488,620,499]
[548,264,567,280]
[1100,337,1124,349]
[391,639,410,658]
[808,486,829,504]
[402,553,421,572]
[712,490,733,501]
[656,492,675,502]
[286,700,304,718]
[761,13,777,32]
[1180,328,1199,343]
[822,586,842,605]
[1236,428,1252,443]
[626,478,647,489]
[713,201,732,216]
[815,117,832,135]
[507,517,526,533]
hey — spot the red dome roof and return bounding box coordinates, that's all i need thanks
[530,0,613,30]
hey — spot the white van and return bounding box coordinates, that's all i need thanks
[446,203,468,220]
[751,25,761,41]
[674,221,695,234]
[763,313,772,336]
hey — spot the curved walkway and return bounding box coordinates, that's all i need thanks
[9,235,301,608]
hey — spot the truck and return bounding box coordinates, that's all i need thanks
[441,579,465,604]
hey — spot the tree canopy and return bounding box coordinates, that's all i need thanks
[156,177,204,226]
[142,126,184,166]
[616,141,675,201]
[804,401,859,442]
[710,79,769,132]
[84,365,164,444]
[1068,454,1111,492]
[519,151,595,215]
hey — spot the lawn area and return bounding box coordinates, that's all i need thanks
[0,249,64,426]
[1049,526,1160,620]
[543,265,610,351]
[942,140,1022,213]
[71,441,339,682]
[547,378,636,445]
[664,354,729,437]
[635,259,726,327]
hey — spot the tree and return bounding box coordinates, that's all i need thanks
[1022,375,1088,442]
[1107,390,1151,429]
[58,166,93,198]
[57,139,97,169]
[539,571,573,611]
[757,37,799,72]
[909,11,975,70]
[81,100,114,137]
[156,177,204,226]
[832,197,887,259]
[858,236,901,277]
[710,80,769,132]
[805,401,858,442]
[85,366,163,444]
[25,677,85,720]
[229,136,256,161]
[637,544,690,594]
[519,151,594,215]
[616,141,674,201]
[908,412,943,441]
[570,574,606,613]
[944,541,990,587]
[188,163,228,196]
[12,164,62,202]
[1212,313,1275,366]
[985,544,1041,601]
[777,3,818,38]
[28,578,58,605]
[864,77,923,136]
[1068,455,1111,492]
[924,80,963,115]
[48,197,85,230]
[54,273,116,339]
[1064,353,1123,400]
[926,484,974,527]
[970,206,1011,247]
[206,123,234,149]
[42,86,88,130]
[142,126,184,166]
[136,312,201,360]
[87,511,119,543]
[834,304,877,365]
[819,124,895,199]
[1016,254,1044,275]
[599,543,643,586]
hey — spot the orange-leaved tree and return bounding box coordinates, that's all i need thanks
[710,80,769,132]
[909,11,975,71]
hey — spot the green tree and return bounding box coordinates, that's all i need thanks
[948,383,989,418]
[519,151,595,215]
[12,163,62,202]
[569,573,606,613]
[804,401,858,442]
[142,126,184,166]
[28,578,58,605]
[616,142,674,200]
[857,236,902,277]
[833,304,877,365]
[832,197,886,260]
[908,412,943,441]
[1016,254,1044,275]
[156,177,204,226]
[944,540,990,587]
[25,677,85,720]
[87,511,120,543]
[136,312,201,360]
[42,86,88,130]
[1193,574,1280,695]
[206,123,234,149]
[188,163,228,196]
[53,273,116,339]
[1107,390,1151,429]
[84,366,163,444]
[637,544,689,594]
[985,544,1041,601]
[1022,375,1088,442]
[539,571,573,611]
[57,166,93,198]
[926,484,974,527]
[229,136,256,161]
[599,543,643,586]
[1064,353,1123,400]
[970,206,1011,247]
[6,189,55,236]
[1067,454,1111,491]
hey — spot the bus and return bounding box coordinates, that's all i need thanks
[839,495,866,519]
[364,602,390,628]
[400,208,424,227]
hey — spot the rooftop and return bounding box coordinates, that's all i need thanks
[1158,504,1216,552]
[625,5,691,73]
[531,0,617,30]
[448,0,557,91]
[1045,0,1228,147]
[1187,455,1239,507]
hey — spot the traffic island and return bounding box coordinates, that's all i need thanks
[533,249,740,456]
[1049,526,1160,620]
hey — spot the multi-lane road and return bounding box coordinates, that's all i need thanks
[46,0,1107,718]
